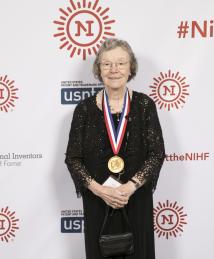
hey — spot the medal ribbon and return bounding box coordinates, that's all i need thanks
[103,88,130,155]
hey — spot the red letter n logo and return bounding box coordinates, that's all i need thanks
[162,84,176,96]
[0,88,4,99]
[0,219,6,230]
[75,20,94,36]
[161,214,174,225]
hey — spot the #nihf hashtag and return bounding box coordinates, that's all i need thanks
[177,21,189,38]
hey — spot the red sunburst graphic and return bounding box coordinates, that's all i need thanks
[0,75,19,112]
[53,0,115,60]
[149,70,190,111]
[0,207,19,242]
[153,200,187,239]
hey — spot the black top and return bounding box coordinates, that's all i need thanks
[65,90,165,197]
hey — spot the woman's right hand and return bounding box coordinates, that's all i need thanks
[88,180,128,209]
[98,185,129,209]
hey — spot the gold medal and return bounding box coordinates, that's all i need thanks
[108,155,124,174]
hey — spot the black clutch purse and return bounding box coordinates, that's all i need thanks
[99,206,134,257]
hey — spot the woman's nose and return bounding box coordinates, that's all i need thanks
[110,63,119,72]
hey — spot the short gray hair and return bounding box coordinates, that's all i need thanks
[93,38,138,82]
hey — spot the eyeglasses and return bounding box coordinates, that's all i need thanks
[100,61,129,71]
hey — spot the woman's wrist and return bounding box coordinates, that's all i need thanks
[129,178,141,190]
[87,180,103,196]
[126,181,137,193]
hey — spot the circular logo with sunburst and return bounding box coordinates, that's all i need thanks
[0,75,19,113]
[149,70,190,111]
[153,200,187,239]
[0,207,19,242]
[53,0,115,60]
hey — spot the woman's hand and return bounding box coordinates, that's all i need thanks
[88,180,129,209]
[116,181,136,200]
[99,186,129,209]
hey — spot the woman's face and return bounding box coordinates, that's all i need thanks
[100,47,131,90]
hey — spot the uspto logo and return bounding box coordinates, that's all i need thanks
[61,209,84,233]
[0,75,18,112]
[53,0,115,60]
[149,70,190,110]
[0,207,19,242]
[153,200,187,239]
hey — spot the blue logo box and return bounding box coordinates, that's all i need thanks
[61,87,103,104]
[61,217,84,233]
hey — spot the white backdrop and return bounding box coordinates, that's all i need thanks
[0,0,213,258]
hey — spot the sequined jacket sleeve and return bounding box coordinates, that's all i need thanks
[134,97,165,191]
[65,102,93,197]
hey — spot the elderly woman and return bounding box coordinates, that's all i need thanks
[65,38,165,259]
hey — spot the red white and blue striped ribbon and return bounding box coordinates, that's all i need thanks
[103,89,130,154]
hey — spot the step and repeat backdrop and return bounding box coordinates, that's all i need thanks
[0,0,213,258]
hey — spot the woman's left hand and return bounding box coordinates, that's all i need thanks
[116,181,136,201]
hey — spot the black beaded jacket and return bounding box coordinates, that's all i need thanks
[65,90,165,197]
